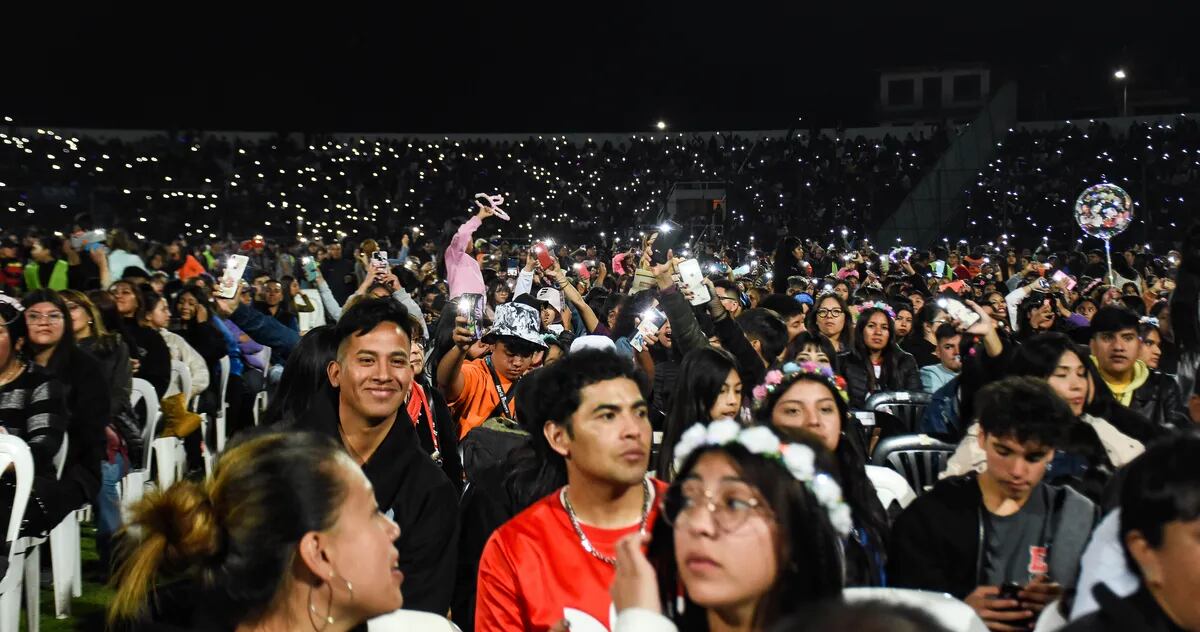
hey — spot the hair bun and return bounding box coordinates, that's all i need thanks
[137,480,221,566]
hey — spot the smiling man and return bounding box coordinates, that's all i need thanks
[316,297,460,614]
[890,377,1096,629]
[1089,306,1190,430]
[475,350,667,631]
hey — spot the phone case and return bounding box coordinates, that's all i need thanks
[676,259,712,305]
[216,255,249,299]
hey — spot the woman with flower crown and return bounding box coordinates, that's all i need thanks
[754,362,891,587]
[609,420,846,632]
[840,303,921,409]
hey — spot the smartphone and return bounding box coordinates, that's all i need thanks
[676,258,712,305]
[650,220,683,262]
[507,257,519,278]
[301,256,318,282]
[534,242,555,269]
[630,306,667,352]
[215,254,249,299]
[370,250,388,271]
[457,293,484,340]
[998,581,1023,601]
[1051,270,1076,290]
[937,297,981,329]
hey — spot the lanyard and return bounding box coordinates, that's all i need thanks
[485,356,514,419]
[406,383,441,462]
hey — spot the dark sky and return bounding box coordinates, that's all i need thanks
[4,7,1196,133]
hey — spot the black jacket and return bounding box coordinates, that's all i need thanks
[900,335,939,367]
[889,473,1097,599]
[1062,586,1185,632]
[841,348,922,409]
[300,389,461,615]
[1126,369,1190,430]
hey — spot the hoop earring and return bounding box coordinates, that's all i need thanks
[307,570,354,630]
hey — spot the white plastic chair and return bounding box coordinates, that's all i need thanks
[120,378,162,513]
[865,464,917,511]
[44,436,86,618]
[368,610,463,631]
[298,288,325,332]
[250,347,271,426]
[1033,599,1067,632]
[214,356,231,453]
[0,435,37,632]
[843,587,988,632]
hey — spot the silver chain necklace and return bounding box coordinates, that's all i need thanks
[560,478,652,566]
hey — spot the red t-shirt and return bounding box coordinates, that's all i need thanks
[476,479,668,631]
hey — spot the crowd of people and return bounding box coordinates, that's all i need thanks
[0,191,1196,631]
[1,119,943,246]
[7,115,1200,253]
[963,116,1200,245]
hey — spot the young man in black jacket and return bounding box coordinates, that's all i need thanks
[305,297,460,615]
[890,376,1097,629]
[1089,305,1191,430]
[1064,431,1200,632]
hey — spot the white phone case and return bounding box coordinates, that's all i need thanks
[216,255,248,299]
[677,259,712,305]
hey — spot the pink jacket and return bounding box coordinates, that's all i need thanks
[446,216,486,298]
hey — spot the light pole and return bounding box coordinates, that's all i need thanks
[1114,69,1128,117]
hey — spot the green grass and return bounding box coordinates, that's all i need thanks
[18,524,113,632]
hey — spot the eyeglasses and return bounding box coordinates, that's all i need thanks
[719,295,739,304]
[26,311,64,324]
[816,308,844,319]
[661,481,770,533]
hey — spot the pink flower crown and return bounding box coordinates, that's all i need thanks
[752,361,849,411]
[855,301,896,320]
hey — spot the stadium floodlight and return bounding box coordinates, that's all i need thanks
[656,121,667,131]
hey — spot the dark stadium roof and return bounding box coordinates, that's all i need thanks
[3,7,1195,133]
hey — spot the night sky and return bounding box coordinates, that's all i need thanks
[4,7,1195,133]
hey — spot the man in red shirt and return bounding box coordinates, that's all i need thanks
[475,350,666,631]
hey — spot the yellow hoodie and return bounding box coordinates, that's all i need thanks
[1092,356,1150,407]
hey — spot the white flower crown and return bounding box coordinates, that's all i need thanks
[672,419,854,536]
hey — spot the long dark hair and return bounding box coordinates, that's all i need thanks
[17,289,77,374]
[260,326,338,427]
[659,347,740,480]
[501,368,565,513]
[108,431,351,626]
[852,306,903,393]
[649,434,844,630]
[805,292,854,351]
[912,302,947,344]
[755,372,889,584]
[1006,331,1121,419]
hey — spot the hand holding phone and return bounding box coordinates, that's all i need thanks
[938,297,982,330]
[216,255,249,299]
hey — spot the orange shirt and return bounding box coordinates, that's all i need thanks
[476,479,667,632]
[448,358,516,438]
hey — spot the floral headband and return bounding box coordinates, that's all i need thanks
[855,301,895,320]
[752,361,849,410]
[672,419,853,536]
